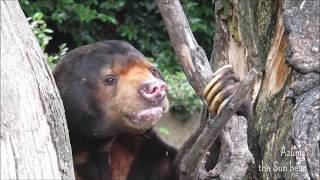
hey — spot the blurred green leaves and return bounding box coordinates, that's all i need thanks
[158,127,171,136]
[163,71,201,113]
[28,12,68,67]
[28,12,53,50]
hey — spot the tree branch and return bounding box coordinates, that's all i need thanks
[156,0,258,179]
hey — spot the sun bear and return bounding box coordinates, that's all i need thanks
[53,40,240,180]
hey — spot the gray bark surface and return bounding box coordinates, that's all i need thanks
[0,1,74,179]
[283,0,319,179]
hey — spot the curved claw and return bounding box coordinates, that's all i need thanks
[217,97,230,115]
[203,65,238,115]
[206,73,237,104]
[213,64,233,76]
[209,85,234,114]
[203,65,234,97]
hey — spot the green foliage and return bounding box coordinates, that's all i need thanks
[28,12,68,67]
[162,71,201,113]
[183,1,214,51]
[21,0,213,114]
[158,127,170,136]
[28,12,53,50]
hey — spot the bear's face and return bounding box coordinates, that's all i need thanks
[54,40,168,137]
[94,58,169,130]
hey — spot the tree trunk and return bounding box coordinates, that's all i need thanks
[212,0,319,179]
[0,1,74,179]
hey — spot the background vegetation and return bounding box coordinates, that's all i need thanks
[21,0,214,114]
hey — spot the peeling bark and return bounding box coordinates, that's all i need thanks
[260,3,290,101]
[0,1,74,179]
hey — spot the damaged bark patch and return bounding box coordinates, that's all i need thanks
[261,7,290,101]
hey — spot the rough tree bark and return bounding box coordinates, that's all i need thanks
[0,1,74,179]
[211,0,319,179]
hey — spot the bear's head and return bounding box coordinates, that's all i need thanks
[53,40,168,138]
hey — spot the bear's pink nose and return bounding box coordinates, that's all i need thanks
[140,80,167,102]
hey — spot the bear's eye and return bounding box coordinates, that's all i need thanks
[105,75,117,85]
[150,67,158,77]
